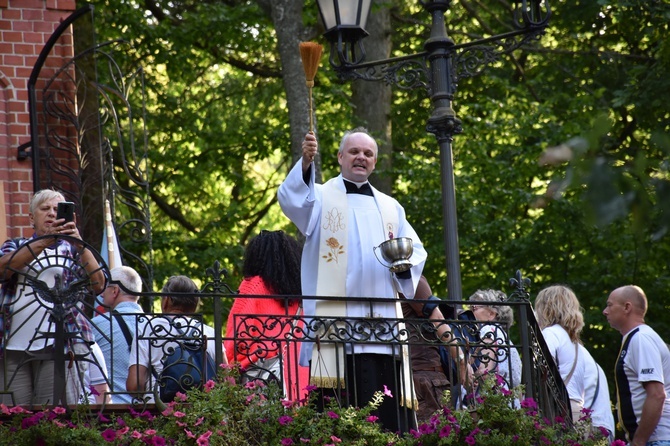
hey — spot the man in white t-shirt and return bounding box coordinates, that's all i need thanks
[126,275,225,402]
[604,285,670,446]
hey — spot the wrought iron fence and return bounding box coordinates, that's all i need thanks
[0,243,569,426]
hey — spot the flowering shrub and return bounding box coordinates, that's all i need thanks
[394,374,609,446]
[0,366,614,445]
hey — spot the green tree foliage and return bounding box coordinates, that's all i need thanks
[390,0,670,377]
[82,0,669,386]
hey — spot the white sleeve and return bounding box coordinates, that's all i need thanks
[633,333,666,384]
[88,342,108,386]
[277,160,319,236]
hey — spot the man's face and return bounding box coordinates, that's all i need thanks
[29,196,62,236]
[338,133,377,183]
[603,291,626,332]
[101,283,120,308]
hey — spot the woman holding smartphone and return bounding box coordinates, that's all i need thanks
[0,189,105,406]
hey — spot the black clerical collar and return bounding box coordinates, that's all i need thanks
[343,179,374,196]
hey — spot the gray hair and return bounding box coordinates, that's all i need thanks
[110,266,143,296]
[30,189,64,214]
[469,289,514,328]
[162,275,200,311]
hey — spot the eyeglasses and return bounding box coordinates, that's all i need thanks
[470,305,483,311]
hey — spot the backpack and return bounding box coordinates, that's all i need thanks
[157,328,218,402]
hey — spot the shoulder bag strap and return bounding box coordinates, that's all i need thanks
[588,367,601,409]
[564,342,579,386]
[112,310,133,352]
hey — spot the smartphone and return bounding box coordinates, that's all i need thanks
[57,201,75,223]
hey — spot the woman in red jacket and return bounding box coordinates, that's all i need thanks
[225,230,306,400]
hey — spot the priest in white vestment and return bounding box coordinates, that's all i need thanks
[277,128,427,432]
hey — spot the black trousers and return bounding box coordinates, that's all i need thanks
[313,353,417,433]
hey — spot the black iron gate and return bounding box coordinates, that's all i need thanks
[18,4,153,291]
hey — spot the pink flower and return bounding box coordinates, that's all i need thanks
[281,439,294,445]
[131,430,142,439]
[330,436,342,443]
[366,415,379,423]
[304,385,318,392]
[153,437,167,446]
[383,385,393,398]
[185,429,196,439]
[9,406,31,414]
[611,441,626,446]
[0,404,10,415]
[195,416,205,426]
[520,398,538,410]
[419,423,435,435]
[279,415,293,425]
[175,392,188,402]
[161,407,174,417]
[89,385,100,396]
[196,430,212,446]
[52,407,66,415]
[173,411,187,418]
[101,428,116,442]
[145,429,157,435]
[204,379,216,392]
[117,427,129,436]
[327,411,339,419]
[439,425,452,438]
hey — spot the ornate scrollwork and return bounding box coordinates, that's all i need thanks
[337,56,430,91]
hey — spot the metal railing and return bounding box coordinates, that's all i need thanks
[0,244,569,424]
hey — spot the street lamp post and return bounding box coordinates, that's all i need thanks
[315,0,550,301]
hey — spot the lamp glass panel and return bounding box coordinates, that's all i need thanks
[316,0,337,30]
[358,0,371,29]
[338,0,370,27]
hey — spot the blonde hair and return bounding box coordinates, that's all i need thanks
[534,285,584,343]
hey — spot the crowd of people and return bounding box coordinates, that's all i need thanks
[1,129,669,446]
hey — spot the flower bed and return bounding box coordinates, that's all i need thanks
[0,366,613,445]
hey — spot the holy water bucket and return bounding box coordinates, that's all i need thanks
[373,237,413,273]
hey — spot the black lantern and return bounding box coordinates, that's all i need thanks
[316,0,372,67]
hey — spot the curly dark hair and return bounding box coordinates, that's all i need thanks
[243,230,302,296]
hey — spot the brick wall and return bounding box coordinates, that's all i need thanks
[0,0,76,240]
